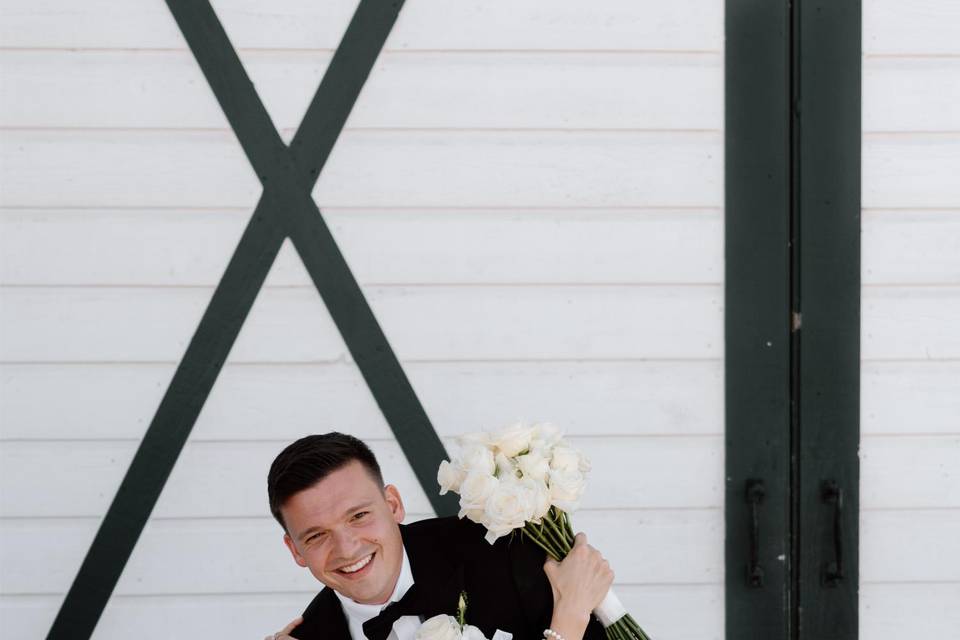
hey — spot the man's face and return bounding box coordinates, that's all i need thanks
[281,460,406,605]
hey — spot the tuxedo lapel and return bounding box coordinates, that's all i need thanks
[399,522,465,619]
[295,587,351,640]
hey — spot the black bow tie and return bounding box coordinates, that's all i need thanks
[361,584,430,640]
[361,559,466,640]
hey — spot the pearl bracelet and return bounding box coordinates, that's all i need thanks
[543,630,565,640]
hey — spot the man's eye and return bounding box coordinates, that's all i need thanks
[306,532,325,543]
[353,511,369,521]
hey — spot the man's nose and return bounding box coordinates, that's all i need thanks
[330,527,363,558]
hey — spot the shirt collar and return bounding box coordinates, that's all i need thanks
[333,545,414,624]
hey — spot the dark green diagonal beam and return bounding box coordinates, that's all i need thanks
[48,1,454,637]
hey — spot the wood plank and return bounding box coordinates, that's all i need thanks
[864,0,960,55]
[1,130,723,208]
[0,509,722,594]
[861,583,960,638]
[863,134,960,208]
[861,436,960,508]
[0,50,722,130]
[862,286,960,360]
[0,285,723,362]
[0,0,722,51]
[0,209,723,286]
[864,58,960,132]
[1,585,723,640]
[862,210,960,284]
[861,509,960,581]
[0,437,724,517]
[862,361,960,434]
[0,360,723,440]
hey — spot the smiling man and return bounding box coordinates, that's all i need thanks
[266,433,611,640]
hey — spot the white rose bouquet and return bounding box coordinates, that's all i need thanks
[416,592,490,640]
[437,422,651,640]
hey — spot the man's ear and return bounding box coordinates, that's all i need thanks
[283,532,308,568]
[383,484,406,523]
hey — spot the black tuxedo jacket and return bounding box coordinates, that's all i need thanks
[290,516,606,640]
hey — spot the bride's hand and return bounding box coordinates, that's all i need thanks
[543,533,614,639]
[264,616,302,640]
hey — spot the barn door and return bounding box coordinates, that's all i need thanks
[727,1,861,639]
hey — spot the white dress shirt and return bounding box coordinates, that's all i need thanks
[333,547,421,640]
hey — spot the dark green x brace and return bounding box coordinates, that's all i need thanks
[47,1,456,637]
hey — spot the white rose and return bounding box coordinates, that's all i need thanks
[550,446,590,473]
[457,445,496,477]
[437,460,466,496]
[458,472,500,524]
[532,422,564,447]
[491,422,536,458]
[494,451,520,480]
[416,614,462,640]
[461,625,490,640]
[483,478,534,543]
[523,476,551,523]
[516,450,550,482]
[548,468,586,512]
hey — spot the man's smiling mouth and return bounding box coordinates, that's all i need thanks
[337,552,374,575]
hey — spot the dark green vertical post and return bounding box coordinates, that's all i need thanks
[725,1,793,639]
[795,1,861,638]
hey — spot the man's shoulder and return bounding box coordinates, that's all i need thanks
[294,586,349,640]
[401,515,490,557]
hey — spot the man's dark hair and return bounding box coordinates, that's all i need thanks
[267,432,384,530]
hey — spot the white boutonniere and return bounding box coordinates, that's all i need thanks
[415,591,494,640]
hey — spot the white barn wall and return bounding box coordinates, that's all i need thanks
[861,0,960,636]
[0,2,724,639]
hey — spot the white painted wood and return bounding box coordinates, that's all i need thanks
[862,1,960,633]
[0,50,722,131]
[1,586,724,640]
[863,134,960,208]
[861,583,960,638]
[2,130,723,208]
[860,509,960,582]
[0,0,723,51]
[862,210,960,284]
[0,360,723,440]
[0,437,724,517]
[864,58,960,132]
[864,0,960,55]
[0,285,723,362]
[0,2,726,638]
[0,209,723,286]
[0,509,721,594]
[862,362,960,434]
[860,436,960,509]
[862,286,960,360]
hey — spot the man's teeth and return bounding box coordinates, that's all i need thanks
[340,554,373,573]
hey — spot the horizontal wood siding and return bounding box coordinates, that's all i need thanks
[861,1,960,637]
[0,1,724,638]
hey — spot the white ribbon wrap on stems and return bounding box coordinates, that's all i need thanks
[593,587,627,628]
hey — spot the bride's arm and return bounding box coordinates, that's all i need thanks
[542,533,614,640]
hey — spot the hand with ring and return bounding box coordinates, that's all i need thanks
[264,616,302,640]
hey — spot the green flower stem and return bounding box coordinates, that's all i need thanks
[625,615,651,640]
[534,521,566,559]
[561,509,575,540]
[540,516,570,554]
[543,514,572,553]
[522,525,563,561]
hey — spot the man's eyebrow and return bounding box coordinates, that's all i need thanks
[344,501,374,515]
[296,502,374,541]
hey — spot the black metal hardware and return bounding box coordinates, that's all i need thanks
[821,480,845,587]
[746,478,765,587]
